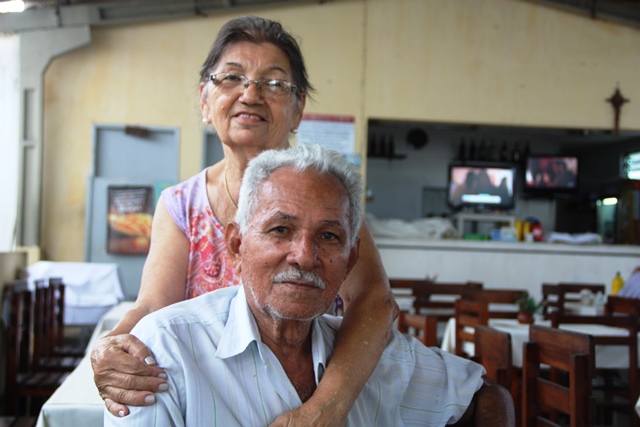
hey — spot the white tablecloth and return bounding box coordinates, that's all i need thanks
[36,302,134,427]
[26,261,126,325]
[441,317,639,368]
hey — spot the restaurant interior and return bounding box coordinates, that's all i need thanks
[1,0,639,426]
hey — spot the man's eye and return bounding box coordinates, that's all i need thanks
[271,226,288,234]
[320,232,338,241]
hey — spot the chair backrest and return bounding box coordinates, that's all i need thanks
[606,294,640,317]
[472,325,512,390]
[541,283,562,319]
[48,278,66,351]
[464,288,526,319]
[550,310,639,425]
[413,281,483,312]
[454,298,489,358]
[31,280,50,371]
[3,281,33,403]
[397,311,438,347]
[542,282,607,319]
[389,280,482,312]
[522,325,595,427]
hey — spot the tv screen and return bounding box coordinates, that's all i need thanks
[524,156,578,192]
[447,163,517,211]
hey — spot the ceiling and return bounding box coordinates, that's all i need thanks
[0,0,322,32]
[524,0,640,28]
[2,0,640,33]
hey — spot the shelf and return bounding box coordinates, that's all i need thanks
[367,154,407,160]
[454,213,516,234]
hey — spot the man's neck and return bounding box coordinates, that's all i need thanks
[255,315,317,402]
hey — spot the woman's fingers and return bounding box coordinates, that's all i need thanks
[91,334,168,414]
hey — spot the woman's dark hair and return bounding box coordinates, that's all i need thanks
[199,16,314,99]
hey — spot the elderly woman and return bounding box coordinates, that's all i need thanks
[91,15,398,426]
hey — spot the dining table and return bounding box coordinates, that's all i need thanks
[35,301,134,427]
[441,316,639,368]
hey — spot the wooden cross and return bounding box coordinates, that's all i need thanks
[606,87,629,136]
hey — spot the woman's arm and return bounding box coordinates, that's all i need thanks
[91,197,190,417]
[269,222,399,426]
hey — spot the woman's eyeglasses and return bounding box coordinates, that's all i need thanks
[208,72,298,98]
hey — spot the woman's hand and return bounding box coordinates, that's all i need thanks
[90,333,168,417]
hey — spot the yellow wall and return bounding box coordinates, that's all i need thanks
[41,0,640,262]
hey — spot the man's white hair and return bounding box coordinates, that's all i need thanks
[235,144,363,246]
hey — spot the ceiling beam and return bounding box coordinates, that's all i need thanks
[0,0,316,33]
[523,0,640,29]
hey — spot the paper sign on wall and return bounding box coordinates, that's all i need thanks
[297,114,357,161]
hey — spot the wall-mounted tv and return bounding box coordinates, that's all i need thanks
[447,163,517,212]
[524,155,578,194]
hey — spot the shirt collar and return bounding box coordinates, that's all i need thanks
[215,285,260,359]
[215,284,331,383]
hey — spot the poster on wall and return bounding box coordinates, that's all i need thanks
[297,113,360,166]
[107,186,153,255]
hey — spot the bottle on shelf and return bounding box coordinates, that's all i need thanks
[378,134,387,158]
[611,271,624,295]
[522,140,531,163]
[458,138,466,161]
[477,140,486,160]
[487,139,496,161]
[468,138,476,160]
[499,141,509,162]
[368,134,377,157]
[511,142,521,163]
[388,134,395,158]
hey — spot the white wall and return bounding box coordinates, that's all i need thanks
[0,34,19,251]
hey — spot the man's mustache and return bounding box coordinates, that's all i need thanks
[272,269,326,290]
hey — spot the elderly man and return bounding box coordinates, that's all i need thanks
[105,144,513,427]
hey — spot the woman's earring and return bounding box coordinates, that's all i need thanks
[202,118,208,124]
[290,128,298,134]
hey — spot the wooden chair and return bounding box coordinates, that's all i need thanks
[471,325,521,425]
[606,294,640,318]
[31,281,81,372]
[397,311,438,346]
[410,281,483,313]
[464,288,526,319]
[47,278,86,358]
[0,416,37,426]
[551,311,639,427]
[390,279,482,346]
[522,324,595,427]
[541,282,607,319]
[3,281,69,416]
[472,325,513,389]
[454,298,489,358]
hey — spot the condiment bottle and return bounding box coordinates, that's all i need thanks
[611,271,624,295]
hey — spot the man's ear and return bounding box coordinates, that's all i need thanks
[225,222,243,273]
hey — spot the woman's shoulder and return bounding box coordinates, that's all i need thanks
[163,169,208,198]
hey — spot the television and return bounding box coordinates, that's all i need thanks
[447,163,517,212]
[524,155,578,194]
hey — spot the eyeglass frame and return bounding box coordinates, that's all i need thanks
[208,72,299,98]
